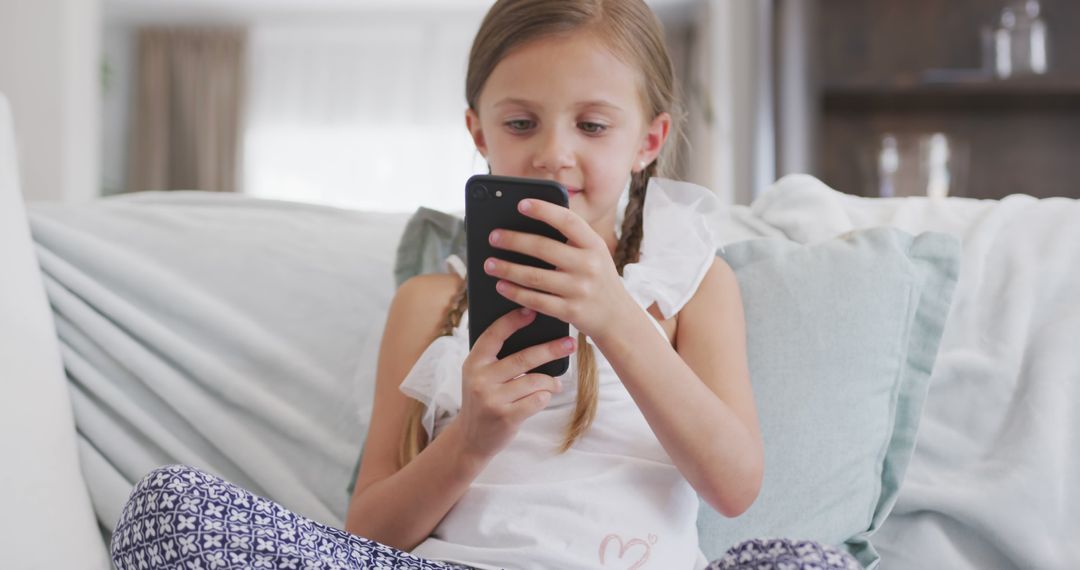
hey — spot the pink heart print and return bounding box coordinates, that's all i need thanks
[598,533,659,569]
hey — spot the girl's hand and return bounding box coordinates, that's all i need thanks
[454,307,576,461]
[484,198,632,339]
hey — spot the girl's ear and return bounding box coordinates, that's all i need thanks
[633,111,671,173]
[465,108,489,158]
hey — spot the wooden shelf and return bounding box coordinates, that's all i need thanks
[823,76,1080,112]
[815,0,1080,200]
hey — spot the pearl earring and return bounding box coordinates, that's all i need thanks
[639,160,647,170]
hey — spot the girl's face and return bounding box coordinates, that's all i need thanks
[466,31,671,250]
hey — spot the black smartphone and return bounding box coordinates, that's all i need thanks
[465,174,571,377]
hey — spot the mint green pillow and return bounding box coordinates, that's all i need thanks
[698,227,959,569]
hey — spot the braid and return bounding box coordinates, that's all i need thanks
[407,165,657,461]
[440,280,470,337]
[400,277,468,467]
[559,162,654,453]
[613,162,656,273]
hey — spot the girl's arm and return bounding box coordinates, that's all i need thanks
[592,257,764,517]
[345,274,489,551]
[347,418,486,551]
[467,200,761,516]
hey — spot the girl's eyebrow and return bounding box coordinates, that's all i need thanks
[492,97,537,109]
[493,97,625,114]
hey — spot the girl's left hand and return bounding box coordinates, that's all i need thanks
[484,198,634,340]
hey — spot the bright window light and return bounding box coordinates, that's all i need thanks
[242,17,486,213]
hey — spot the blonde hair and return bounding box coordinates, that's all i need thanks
[400,0,683,468]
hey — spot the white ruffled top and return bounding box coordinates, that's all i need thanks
[399,177,722,570]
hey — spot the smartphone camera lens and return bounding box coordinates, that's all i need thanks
[470,184,489,199]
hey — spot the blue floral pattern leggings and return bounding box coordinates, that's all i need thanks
[111,465,862,570]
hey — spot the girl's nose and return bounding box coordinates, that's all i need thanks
[531,125,575,173]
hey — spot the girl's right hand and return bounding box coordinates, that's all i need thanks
[453,307,575,462]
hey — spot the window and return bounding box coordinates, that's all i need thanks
[243,16,486,212]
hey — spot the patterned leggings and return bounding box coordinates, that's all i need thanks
[111,465,861,570]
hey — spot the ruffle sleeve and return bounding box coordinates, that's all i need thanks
[397,254,469,440]
[620,177,724,320]
[398,333,468,440]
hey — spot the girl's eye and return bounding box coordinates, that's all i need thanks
[579,122,608,135]
[505,119,534,132]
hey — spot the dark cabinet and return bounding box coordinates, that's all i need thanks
[815,0,1080,199]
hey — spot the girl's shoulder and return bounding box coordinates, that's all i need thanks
[622,177,726,322]
[397,271,462,306]
[392,270,464,333]
[399,252,465,297]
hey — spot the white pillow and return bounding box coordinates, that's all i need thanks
[0,93,110,569]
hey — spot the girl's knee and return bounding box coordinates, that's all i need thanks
[711,538,862,570]
[137,464,185,490]
[119,464,211,524]
[137,464,215,493]
[113,465,229,564]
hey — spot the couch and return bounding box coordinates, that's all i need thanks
[3,92,1078,569]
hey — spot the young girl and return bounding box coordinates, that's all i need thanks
[110,1,861,569]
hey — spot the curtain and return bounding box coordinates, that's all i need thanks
[242,17,486,213]
[680,0,777,205]
[128,27,246,193]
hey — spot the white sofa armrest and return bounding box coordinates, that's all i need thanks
[0,93,110,569]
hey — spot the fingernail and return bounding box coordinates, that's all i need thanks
[520,307,534,317]
[496,281,508,293]
[519,200,531,212]
[489,230,501,244]
[485,258,496,272]
[562,338,575,351]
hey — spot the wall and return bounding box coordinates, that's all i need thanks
[0,0,102,203]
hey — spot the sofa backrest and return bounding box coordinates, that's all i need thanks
[0,92,110,569]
